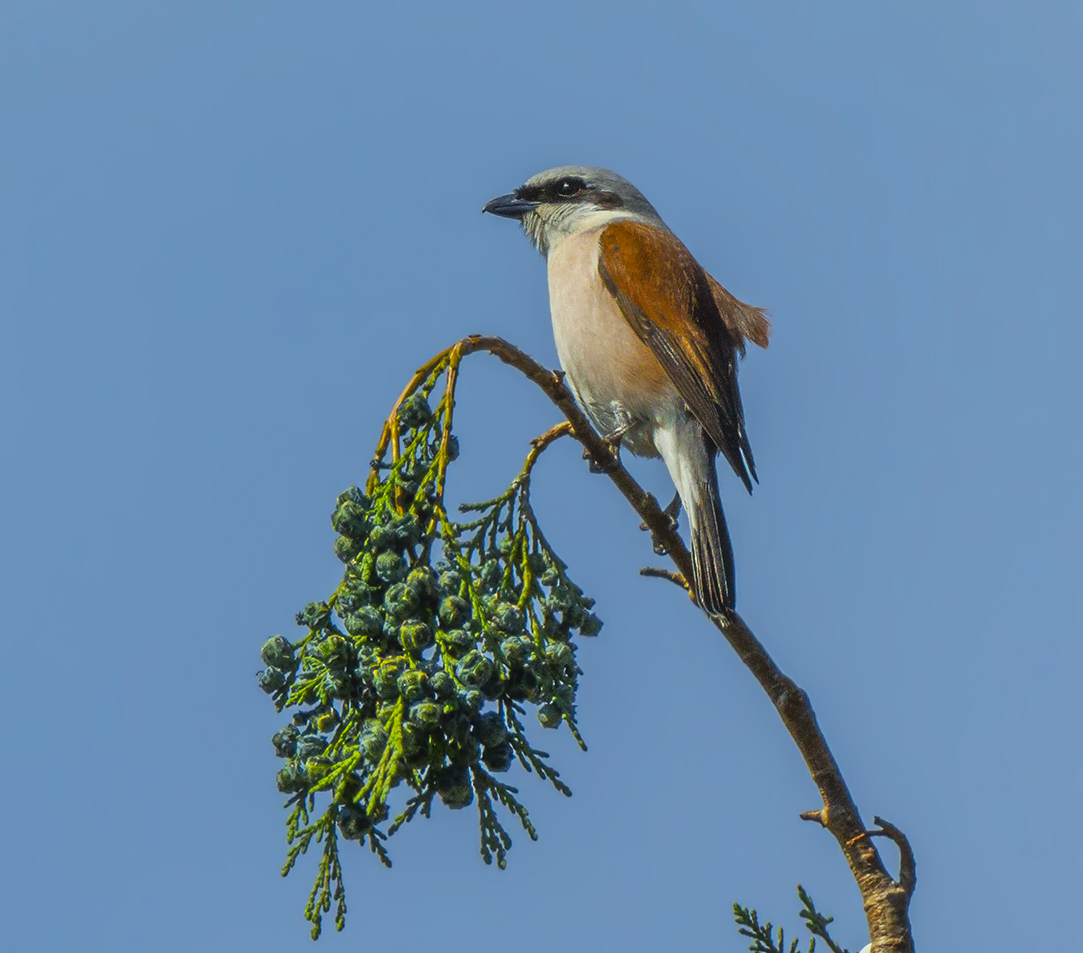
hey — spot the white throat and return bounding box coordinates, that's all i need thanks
[524,205,664,257]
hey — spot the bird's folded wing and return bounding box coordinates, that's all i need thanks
[596,220,769,490]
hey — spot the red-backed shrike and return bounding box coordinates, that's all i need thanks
[484,166,769,613]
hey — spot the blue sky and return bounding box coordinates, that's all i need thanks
[4,2,1081,950]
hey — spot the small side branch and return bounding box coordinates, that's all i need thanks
[871,816,917,897]
[520,422,573,482]
[639,566,689,591]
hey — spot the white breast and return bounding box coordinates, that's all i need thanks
[546,228,682,458]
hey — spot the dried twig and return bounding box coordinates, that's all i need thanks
[638,566,690,590]
[870,815,918,897]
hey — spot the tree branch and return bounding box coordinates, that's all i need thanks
[454,335,916,953]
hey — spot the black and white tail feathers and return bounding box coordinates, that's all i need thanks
[687,452,736,614]
[656,417,740,614]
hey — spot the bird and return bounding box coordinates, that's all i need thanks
[483,166,769,614]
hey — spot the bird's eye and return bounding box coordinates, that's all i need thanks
[556,177,585,197]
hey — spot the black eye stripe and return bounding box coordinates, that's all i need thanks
[515,177,619,205]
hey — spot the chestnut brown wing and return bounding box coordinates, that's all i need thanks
[597,220,762,490]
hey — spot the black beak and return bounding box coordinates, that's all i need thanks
[482,192,539,219]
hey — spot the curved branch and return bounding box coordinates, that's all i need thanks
[453,334,915,953]
[871,816,918,897]
[519,422,573,483]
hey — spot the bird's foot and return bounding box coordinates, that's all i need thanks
[584,432,624,474]
[640,492,681,553]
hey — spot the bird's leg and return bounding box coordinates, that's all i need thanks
[583,426,627,474]
[641,491,682,554]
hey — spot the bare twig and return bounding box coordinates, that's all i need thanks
[871,816,918,897]
[451,334,916,953]
[639,566,690,591]
[527,421,573,454]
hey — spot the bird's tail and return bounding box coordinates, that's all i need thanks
[687,458,735,614]
[656,419,736,614]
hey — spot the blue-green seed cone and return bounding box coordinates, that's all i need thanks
[388,514,422,547]
[331,499,371,539]
[258,667,288,693]
[457,687,483,713]
[272,725,299,757]
[297,734,328,759]
[409,699,443,729]
[384,582,419,623]
[440,628,475,656]
[438,595,470,628]
[396,394,433,429]
[396,669,428,702]
[261,635,295,669]
[304,757,333,784]
[578,612,603,636]
[401,721,429,758]
[375,551,408,584]
[429,670,454,698]
[406,566,437,601]
[491,603,524,634]
[359,720,389,760]
[335,486,369,509]
[482,741,514,773]
[373,665,404,700]
[474,711,508,747]
[500,635,533,667]
[434,766,473,809]
[336,804,371,840]
[344,606,383,639]
[537,703,562,728]
[545,641,574,668]
[449,735,481,767]
[455,650,494,687]
[438,569,463,593]
[477,560,503,590]
[368,523,396,552]
[276,761,309,793]
[398,619,434,653]
[314,635,353,668]
[295,602,332,630]
[479,670,505,700]
[333,535,363,563]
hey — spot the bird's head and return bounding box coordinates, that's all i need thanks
[483,166,666,256]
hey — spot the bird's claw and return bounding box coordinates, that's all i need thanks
[583,434,623,474]
[639,493,681,551]
[635,493,681,555]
